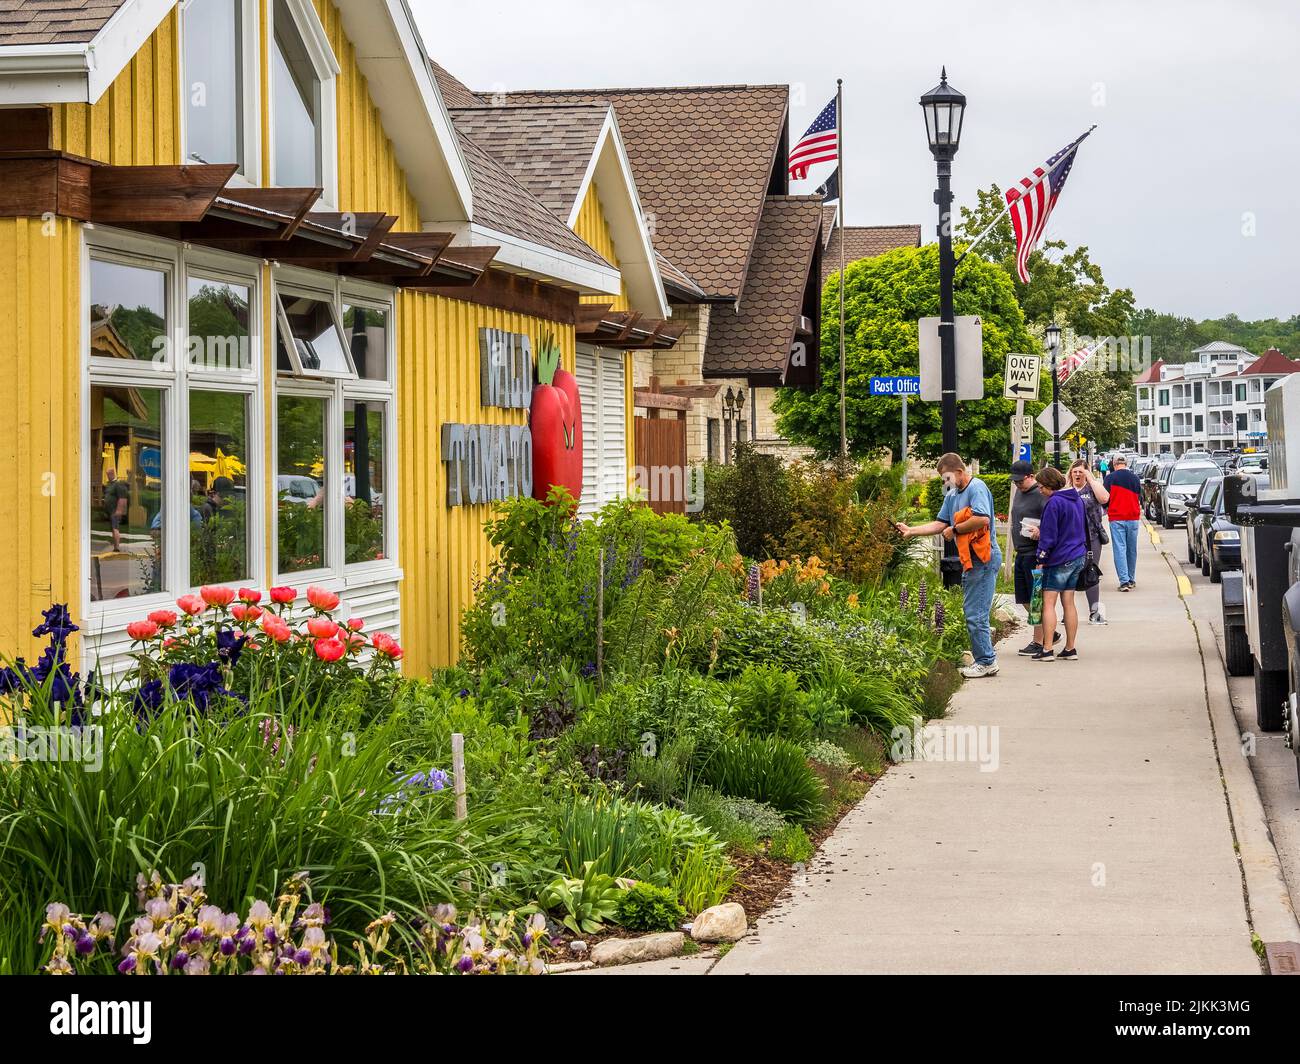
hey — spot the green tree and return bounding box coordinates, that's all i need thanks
[774,244,1039,467]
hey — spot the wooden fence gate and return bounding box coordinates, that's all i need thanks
[633,415,688,515]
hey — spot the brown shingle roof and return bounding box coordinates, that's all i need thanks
[429,58,483,110]
[454,130,611,268]
[656,251,707,301]
[704,195,823,379]
[821,224,921,283]
[498,84,789,301]
[449,104,608,220]
[0,0,126,46]
[820,203,839,248]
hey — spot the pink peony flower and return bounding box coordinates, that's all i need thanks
[200,586,236,608]
[372,633,404,660]
[345,617,364,631]
[126,620,159,641]
[306,617,339,639]
[260,615,292,643]
[313,637,345,663]
[176,594,206,616]
[231,604,263,624]
[147,610,178,629]
[238,588,262,604]
[306,586,341,612]
[269,587,297,605]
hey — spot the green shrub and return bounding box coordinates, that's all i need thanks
[673,847,736,916]
[616,882,687,932]
[769,824,815,864]
[717,795,787,839]
[816,726,887,776]
[703,736,825,823]
[730,663,810,740]
[539,861,627,935]
[682,787,761,853]
[924,473,1011,520]
[555,794,652,880]
[805,738,856,771]
[812,659,915,740]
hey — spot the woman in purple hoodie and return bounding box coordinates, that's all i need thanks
[1027,465,1087,661]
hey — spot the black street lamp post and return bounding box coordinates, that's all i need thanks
[921,68,966,586]
[1046,322,1061,468]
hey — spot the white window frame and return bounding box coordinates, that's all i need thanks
[270,267,398,589]
[178,0,262,186]
[267,0,340,209]
[274,281,356,380]
[83,228,266,629]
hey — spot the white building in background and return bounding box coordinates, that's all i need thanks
[1134,341,1300,456]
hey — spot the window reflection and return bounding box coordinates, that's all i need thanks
[277,292,351,376]
[342,304,387,381]
[272,0,320,188]
[344,400,385,563]
[190,391,250,586]
[277,394,326,573]
[90,260,167,363]
[184,0,243,169]
[187,277,251,371]
[90,386,165,601]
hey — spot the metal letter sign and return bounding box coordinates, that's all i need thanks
[1010,415,1033,442]
[918,316,983,402]
[1003,354,1040,401]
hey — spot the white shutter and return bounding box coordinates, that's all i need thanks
[575,346,600,516]
[599,352,627,505]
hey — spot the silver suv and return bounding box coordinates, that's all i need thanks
[1158,460,1218,528]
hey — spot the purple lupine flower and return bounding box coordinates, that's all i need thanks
[747,564,761,604]
[917,582,928,615]
[934,600,945,632]
[899,584,909,610]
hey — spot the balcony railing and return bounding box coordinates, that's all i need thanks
[1172,397,1193,409]
[1208,395,1232,407]
[1137,399,1153,410]
[1173,426,1193,438]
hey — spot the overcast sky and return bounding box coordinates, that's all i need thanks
[413,0,1298,322]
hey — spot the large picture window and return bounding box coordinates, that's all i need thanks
[276,394,328,574]
[189,390,251,586]
[269,0,339,202]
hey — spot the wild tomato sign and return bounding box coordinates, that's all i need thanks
[528,334,582,504]
[440,329,583,507]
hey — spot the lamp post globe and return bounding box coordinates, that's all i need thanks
[920,67,967,159]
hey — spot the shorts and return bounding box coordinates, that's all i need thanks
[109,513,123,530]
[1013,551,1037,604]
[1042,556,1085,593]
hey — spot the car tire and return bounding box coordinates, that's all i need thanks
[1209,560,1221,584]
[1225,623,1252,677]
[1162,508,1174,530]
[1254,663,1287,732]
[1187,536,1197,564]
[1201,554,1211,577]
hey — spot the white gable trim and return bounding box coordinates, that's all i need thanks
[0,0,177,104]
[567,110,668,318]
[465,222,621,296]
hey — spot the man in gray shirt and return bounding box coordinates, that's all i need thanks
[1009,460,1050,655]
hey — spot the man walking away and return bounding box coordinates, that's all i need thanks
[1103,456,1143,591]
[1009,460,1050,655]
[895,453,1002,678]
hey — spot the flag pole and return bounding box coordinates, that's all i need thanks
[837,77,847,459]
[954,125,1096,267]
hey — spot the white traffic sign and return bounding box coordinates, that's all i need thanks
[1011,414,1033,442]
[918,316,984,402]
[1036,401,1077,436]
[1003,353,1041,401]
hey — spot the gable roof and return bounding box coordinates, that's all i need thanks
[703,195,823,381]
[0,0,124,45]
[497,84,790,302]
[1133,359,1165,385]
[820,203,839,247]
[449,104,609,222]
[1192,340,1252,356]
[821,224,922,282]
[1239,348,1300,376]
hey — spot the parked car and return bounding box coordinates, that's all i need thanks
[1140,456,1175,519]
[1186,476,1222,571]
[1157,460,1218,528]
[1186,474,1267,582]
[277,474,321,504]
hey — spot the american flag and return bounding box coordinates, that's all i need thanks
[789,97,838,180]
[1058,342,1097,384]
[1005,129,1093,284]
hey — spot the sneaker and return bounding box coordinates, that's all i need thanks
[1032,649,1056,661]
[1019,641,1043,656]
[960,662,999,679]
[1058,648,1079,661]
[1089,604,1108,625]
[1118,583,1131,592]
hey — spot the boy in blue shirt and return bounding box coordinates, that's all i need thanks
[895,453,1002,678]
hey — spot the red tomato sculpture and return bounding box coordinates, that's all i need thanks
[530,334,583,505]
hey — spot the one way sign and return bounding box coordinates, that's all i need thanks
[1003,353,1041,401]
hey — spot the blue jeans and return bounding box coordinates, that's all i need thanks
[961,550,1001,666]
[1109,520,1140,585]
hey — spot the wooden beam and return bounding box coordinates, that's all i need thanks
[655,382,721,399]
[90,163,237,223]
[343,231,453,278]
[634,389,691,412]
[0,108,52,150]
[0,152,91,219]
[409,268,579,324]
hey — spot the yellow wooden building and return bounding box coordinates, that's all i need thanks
[0,0,677,675]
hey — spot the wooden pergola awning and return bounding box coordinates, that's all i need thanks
[576,304,685,350]
[0,150,495,288]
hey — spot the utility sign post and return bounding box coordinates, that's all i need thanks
[1003,354,1041,401]
[919,316,983,402]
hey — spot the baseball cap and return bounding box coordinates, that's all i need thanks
[1010,460,1034,483]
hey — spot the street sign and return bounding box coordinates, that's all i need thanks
[139,447,162,479]
[918,315,983,402]
[1003,353,1041,401]
[1036,401,1077,436]
[869,376,920,396]
[1015,442,1032,465]
[1010,414,1033,442]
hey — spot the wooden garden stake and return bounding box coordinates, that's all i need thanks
[451,732,467,821]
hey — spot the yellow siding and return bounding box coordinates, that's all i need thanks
[573,184,629,312]
[398,292,575,674]
[50,12,180,164]
[0,219,82,662]
[315,0,421,230]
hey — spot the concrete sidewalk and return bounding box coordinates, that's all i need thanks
[712,528,1262,975]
